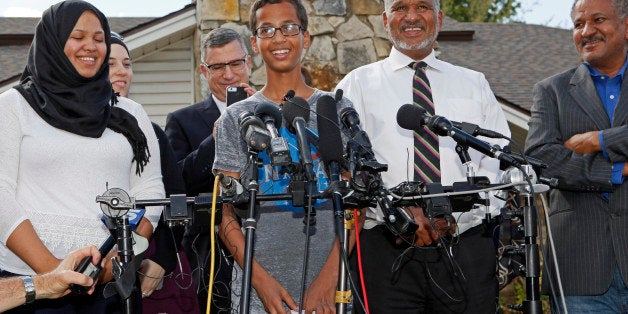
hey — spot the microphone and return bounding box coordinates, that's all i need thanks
[538,176,613,192]
[502,151,548,170]
[396,104,504,138]
[316,95,344,167]
[339,107,372,149]
[238,111,270,152]
[334,88,343,103]
[254,102,291,165]
[396,104,430,127]
[218,173,244,197]
[316,95,346,239]
[339,106,417,236]
[283,89,296,101]
[451,121,505,139]
[282,96,315,180]
[396,104,520,168]
[71,235,114,294]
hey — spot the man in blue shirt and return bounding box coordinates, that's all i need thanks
[525,0,628,311]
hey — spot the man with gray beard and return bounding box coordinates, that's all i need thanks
[336,0,510,312]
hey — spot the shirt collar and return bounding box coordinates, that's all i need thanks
[584,54,628,79]
[212,94,227,114]
[388,47,441,72]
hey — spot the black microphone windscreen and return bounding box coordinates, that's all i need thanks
[316,95,343,163]
[396,104,426,131]
[254,102,282,129]
[282,96,310,126]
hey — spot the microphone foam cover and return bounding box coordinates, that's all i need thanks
[316,95,343,163]
[396,104,426,131]
[254,102,282,129]
[282,96,310,126]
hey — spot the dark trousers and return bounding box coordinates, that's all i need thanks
[183,229,233,313]
[351,224,498,314]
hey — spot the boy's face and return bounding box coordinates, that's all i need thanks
[250,1,310,74]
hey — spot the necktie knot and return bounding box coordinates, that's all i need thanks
[410,61,428,71]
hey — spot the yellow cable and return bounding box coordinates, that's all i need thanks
[206,176,220,314]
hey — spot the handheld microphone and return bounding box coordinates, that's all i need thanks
[282,96,315,180]
[238,111,271,152]
[255,102,291,165]
[71,235,115,294]
[396,104,520,168]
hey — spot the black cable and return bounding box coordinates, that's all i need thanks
[339,240,367,313]
[297,189,315,312]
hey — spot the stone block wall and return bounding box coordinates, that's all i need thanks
[196,0,389,94]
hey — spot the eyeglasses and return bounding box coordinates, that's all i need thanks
[254,23,302,39]
[202,55,248,74]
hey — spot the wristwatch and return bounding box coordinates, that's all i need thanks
[20,276,36,304]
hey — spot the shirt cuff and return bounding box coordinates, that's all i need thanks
[611,162,625,184]
[599,130,609,159]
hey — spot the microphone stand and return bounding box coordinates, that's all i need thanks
[454,143,494,232]
[240,152,262,314]
[115,215,137,314]
[98,215,140,314]
[93,189,228,313]
[455,143,475,183]
[96,189,141,314]
[325,162,352,314]
[517,165,542,314]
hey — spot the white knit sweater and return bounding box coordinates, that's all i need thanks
[0,89,164,275]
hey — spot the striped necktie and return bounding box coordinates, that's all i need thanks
[410,61,440,183]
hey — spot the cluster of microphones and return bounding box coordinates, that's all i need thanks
[218,89,590,237]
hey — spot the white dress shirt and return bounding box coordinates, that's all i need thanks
[212,94,227,115]
[336,48,510,234]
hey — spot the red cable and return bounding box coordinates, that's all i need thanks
[354,208,370,314]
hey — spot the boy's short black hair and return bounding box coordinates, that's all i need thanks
[249,0,308,33]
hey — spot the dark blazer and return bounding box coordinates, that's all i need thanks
[525,63,628,295]
[146,123,186,273]
[165,96,221,196]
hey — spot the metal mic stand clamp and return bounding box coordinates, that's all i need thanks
[96,188,142,314]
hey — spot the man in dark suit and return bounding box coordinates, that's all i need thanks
[165,27,255,313]
[525,0,628,311]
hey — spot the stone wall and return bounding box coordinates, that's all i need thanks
[196,0,389,93]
